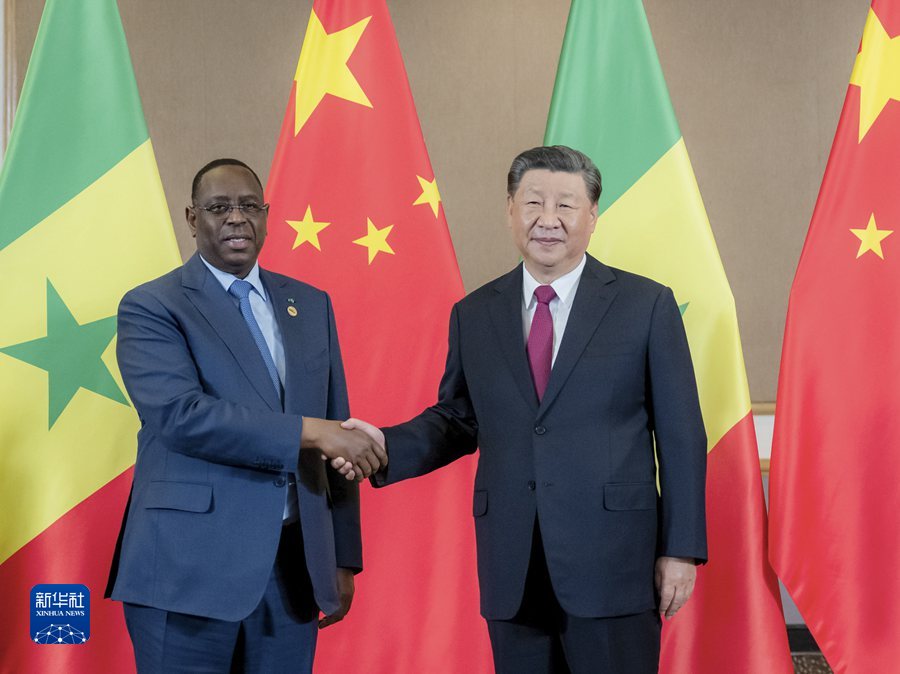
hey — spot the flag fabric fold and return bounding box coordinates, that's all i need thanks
[544,1,793,672]
[769,2,900,671]
[0,1,180,672]
[260,1,491,671]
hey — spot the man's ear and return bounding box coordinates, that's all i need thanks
[186,206,197,237]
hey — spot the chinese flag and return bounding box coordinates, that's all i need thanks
[769,2,900,671]
[259,1,492,672]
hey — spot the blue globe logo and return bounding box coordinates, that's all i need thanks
[33,623,88,644]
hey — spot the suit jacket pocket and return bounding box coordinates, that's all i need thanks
[473,490,488,517]
[603,482,657,511]
[144,481,213,513]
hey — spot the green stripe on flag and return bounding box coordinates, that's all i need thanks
[0,0,148,251]
[545,0,680,216]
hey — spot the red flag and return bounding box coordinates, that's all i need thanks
[260,1,492,671]
[769,2,900,671]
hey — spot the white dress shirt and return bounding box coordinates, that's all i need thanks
[199,255,298,523]
[521,255,587,367]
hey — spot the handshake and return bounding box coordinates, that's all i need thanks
[302,417,387,482]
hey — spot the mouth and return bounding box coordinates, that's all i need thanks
[531,237,563,247]
[223,234,253,250]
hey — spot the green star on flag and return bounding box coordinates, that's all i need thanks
[0,280,128,427]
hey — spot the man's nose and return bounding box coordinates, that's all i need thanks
[224,206,246,224]
[537,207,560,227]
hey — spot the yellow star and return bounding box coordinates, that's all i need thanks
[286,206,330,251]
[849,9,900,142]
[851,213,893,259]
[353,218,395,264]
[293,11,373,135]
[413,175,442,217]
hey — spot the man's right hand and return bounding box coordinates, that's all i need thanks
[301,417,387,480]
[333,418,386,481]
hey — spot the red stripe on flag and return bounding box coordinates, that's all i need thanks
[0,469,135,674]
[662,413,792,674]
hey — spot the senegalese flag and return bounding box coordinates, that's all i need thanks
[769,2,900,671]
[544,1,793,672]
[260,1,492,671]
[0,1,179,671]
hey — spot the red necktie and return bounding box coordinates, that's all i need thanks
[527,285,556,401]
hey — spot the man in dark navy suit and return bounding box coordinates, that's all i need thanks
[342,146,707,673]
[107,159,385,673]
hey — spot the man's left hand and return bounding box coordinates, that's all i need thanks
[318,568,355,629]
[655,556,696,619]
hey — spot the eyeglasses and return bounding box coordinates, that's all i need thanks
[192,202,269,217]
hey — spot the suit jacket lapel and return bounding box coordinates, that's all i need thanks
[182,254,282,412]
[489,264,539,411]
[538,256,618,417]
[262,270,313,416]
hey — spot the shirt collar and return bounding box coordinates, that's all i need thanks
[522,254,587,308]
[198,254,268,302]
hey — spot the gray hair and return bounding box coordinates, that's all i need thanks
[507,145,602,204]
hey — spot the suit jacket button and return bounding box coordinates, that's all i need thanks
[534,425,546,435]
[274,476,286,487]
[527,481,536,491]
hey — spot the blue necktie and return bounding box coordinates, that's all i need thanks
[228,279,282,397]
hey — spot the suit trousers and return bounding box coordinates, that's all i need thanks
[486,520,661,674]
[123,522,319,674]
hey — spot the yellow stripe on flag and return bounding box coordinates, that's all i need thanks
[589,139,751,450]
[0,140,178,563]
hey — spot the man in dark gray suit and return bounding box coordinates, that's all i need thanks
[340,146,707,673]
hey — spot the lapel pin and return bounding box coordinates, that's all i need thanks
[287,298,295,303]
[287,306,298,317]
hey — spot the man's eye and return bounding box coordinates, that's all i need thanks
[206,204,230,215]
[240,203,263,214]
[559,204,572,209]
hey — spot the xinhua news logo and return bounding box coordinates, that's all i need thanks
[30,584,90,644]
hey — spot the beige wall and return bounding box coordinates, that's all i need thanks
[14,0,871,402]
